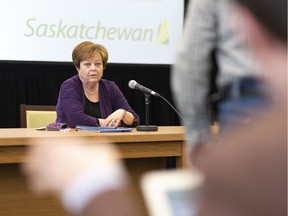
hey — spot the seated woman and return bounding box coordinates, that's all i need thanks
[56,41,139,128]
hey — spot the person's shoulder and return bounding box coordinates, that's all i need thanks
[61,75,81,90]
[62,75,80,84]
[100,79,117,88]
[100,79,115,84]
[100,79,122,96]
[193,0,217,8]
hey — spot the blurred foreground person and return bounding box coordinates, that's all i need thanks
[171,0,263,167]
[198,0,287,215]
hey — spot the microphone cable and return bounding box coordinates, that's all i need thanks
[157,93,184,121]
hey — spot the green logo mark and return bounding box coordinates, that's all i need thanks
[156,20,169,45]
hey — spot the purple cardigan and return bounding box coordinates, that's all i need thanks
[56,75,140,128]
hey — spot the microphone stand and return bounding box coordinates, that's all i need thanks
[137,94,158,131]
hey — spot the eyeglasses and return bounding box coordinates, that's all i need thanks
[81,61,103,69]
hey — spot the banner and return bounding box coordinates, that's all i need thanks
[0,0,184,64]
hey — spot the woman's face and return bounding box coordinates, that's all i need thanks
[77,53,104,85]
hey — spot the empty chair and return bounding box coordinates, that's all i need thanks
[20,104,57,128]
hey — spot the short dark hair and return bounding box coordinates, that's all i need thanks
[236,0,287,43]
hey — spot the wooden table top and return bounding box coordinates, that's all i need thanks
[0,126,185,146]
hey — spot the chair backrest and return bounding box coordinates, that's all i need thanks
[20,104,57,128]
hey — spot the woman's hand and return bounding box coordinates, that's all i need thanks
[101,109,126,127]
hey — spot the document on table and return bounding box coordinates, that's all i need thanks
[75,125,133,132]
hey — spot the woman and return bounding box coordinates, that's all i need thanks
[56,41,139,128]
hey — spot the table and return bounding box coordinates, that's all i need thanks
[0,126,185,216]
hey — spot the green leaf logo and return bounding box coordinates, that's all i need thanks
[156,20,169,44]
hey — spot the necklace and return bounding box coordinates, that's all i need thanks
[84,85,99,95]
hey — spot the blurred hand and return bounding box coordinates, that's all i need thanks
[21,138,122,196]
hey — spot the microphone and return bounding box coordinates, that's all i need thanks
[128,80,160,97]
[128,80,184,122]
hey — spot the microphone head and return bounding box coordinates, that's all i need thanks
[128,80,137,89]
